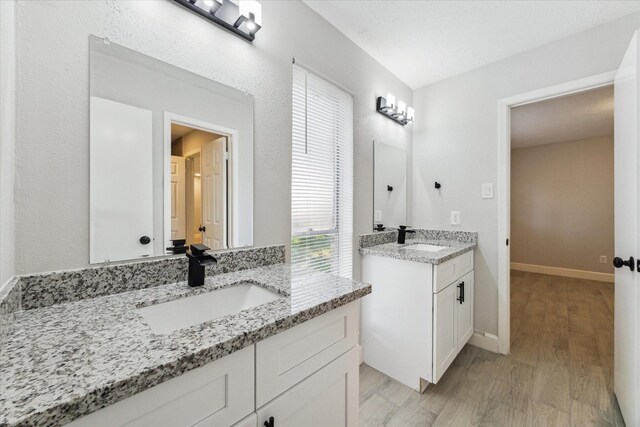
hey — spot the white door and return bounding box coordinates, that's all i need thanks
[256,347,358,427]
[456,271,474,350]
[170,156,186,241]
[614,32,640,427]
[89,97,154,263]
[201,137,227,249]
[433,283,458,383]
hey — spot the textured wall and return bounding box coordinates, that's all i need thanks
[14,0,412,276]
[511,136,614,274]
[412,13,640,336]
[0,0,17,286]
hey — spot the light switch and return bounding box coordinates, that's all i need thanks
[450,211,461,226]
[374,210,383,221]
[482,183,494,199]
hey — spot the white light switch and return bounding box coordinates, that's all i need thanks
[374,210,383,221]
[450,211,461,226]
[482,183,494,199]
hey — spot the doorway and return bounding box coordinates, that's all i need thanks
[169,122,229,250]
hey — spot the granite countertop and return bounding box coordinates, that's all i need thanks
[0,264,371,427]
[359,238,476,264]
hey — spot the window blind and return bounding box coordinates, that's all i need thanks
[291,64,353,279]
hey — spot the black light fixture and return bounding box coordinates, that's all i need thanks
[376,93,414,126]
[173,0,262,42]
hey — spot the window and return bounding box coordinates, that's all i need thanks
[291,64,353,279]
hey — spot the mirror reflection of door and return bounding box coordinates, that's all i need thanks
[171,123,228,249]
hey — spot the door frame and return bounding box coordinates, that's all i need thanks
[496,70,617,354]
[163,112,237,253]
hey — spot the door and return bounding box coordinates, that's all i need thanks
[614,32,640,427]
[201,137,227,249]
[433,282,458,383]
[456,271,474,350]
[170,156,186,240]
[89,97,154,263]
[256,347,358,427]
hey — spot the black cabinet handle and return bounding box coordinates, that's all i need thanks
[613,256,635,272]
[139,236,151,245]
[264,417,274,427]
[457,281,465,304]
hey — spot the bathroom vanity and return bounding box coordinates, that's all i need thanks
[359,230,477,391]
[0,245,370,427]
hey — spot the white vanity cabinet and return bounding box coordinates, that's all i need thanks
[361,250,474,391]
[69,302,360,427]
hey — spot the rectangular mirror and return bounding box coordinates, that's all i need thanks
[373,141,406,230]
[89,36,253,264]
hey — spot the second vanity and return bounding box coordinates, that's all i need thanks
[359,229,477,392]
[0,245,370,427]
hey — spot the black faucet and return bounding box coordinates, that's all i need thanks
[186,244,217,287]
[397,225,415,244]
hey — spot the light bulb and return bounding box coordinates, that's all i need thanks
[203,0,213,6]
[386,93,396,109]
[407,107,415,122]
[239,0,262,26]
[247,20,257,31]
[397,101,406,116]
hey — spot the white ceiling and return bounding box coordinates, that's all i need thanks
[511,85,613,149]
[303,1,640,89]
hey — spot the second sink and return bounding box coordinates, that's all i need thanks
[138,282,282,334]
[406,243,448,252]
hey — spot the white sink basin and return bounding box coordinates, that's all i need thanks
[407,244,448,252]
[138,283,282,334]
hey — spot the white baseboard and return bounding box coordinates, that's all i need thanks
[510,262,613,283]
[468,330,499,353]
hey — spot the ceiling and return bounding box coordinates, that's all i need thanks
[510,85,613,149]
[171,123,194,142]
[303,1,640,89]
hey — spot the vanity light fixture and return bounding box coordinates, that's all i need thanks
[376,93,414,126]
[173,0,262,42]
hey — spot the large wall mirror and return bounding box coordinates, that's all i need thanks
[373,141,407,230]
[89,36,253,264]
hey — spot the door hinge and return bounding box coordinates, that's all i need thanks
[506,238,509,246]
[224,151,229,160]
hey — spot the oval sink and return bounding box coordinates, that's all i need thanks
[406,244,448,252]
[137,282,282,334]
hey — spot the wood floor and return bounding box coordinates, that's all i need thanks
[359,271,624,426]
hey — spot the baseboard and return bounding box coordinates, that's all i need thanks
[510,262,614,283]
[468,330,499,353]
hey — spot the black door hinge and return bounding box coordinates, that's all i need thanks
[506,238,509,246]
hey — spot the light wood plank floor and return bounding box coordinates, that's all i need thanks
[359,271,624,426]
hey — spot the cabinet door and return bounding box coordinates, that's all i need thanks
[231,413,257,427]
[433,283,458,383]
[257,347,359,427]
[456,271,474,351]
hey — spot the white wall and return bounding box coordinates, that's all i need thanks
[0,0,17,285]
[14,0,412,275]
[412,13,640,336]
[511,136,614,274]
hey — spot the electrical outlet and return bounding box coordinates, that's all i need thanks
[450,211,461,226]
[374,210,383,221]
[599,255,607,264]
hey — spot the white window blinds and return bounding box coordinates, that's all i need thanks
[291,64,353,279]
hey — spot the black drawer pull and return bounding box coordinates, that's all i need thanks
[457,281,465,304]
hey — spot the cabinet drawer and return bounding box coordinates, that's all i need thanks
[256,347,359,427]
[256,302,359,407]
[433,250,473,293]
[69,346,254,427]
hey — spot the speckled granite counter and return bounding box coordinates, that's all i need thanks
[0,263,370,426]
[359,229,477,264]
